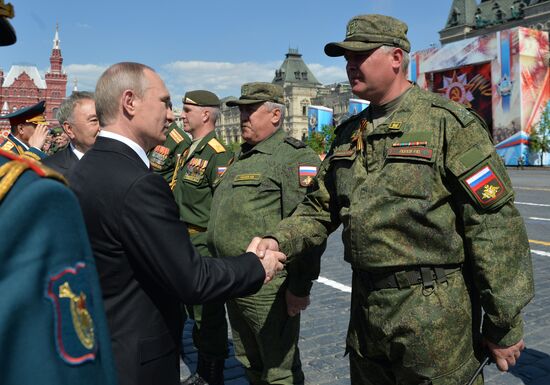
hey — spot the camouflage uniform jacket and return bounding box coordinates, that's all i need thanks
[271,85,534,346]
[173,130,233,231]
[208,128,323,296]
[148,123,191,183]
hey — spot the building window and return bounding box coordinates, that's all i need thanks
[302,72,308,80]
[302,106,306,116]
[294,71,301,80]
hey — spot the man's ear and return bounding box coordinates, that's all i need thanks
[271,107,282,126]
[62,121,76,140]
[202,109,210,123]
[122,89,137,117]
[390,48,404,71]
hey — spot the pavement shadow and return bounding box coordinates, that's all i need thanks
[507,348,550,384]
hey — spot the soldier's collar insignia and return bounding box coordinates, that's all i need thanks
[46,262,97,364]
[388,121,402,130]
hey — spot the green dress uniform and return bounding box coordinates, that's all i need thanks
[148,122,191,184]
[172,129,234,361]
[208,128,323,385]
[0,149,117,385]
[269,85,534,384]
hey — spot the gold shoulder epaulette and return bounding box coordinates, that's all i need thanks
[1,141,14,151]
[169,129,184,144]
[208,138,226,153]
[0,150,66,202]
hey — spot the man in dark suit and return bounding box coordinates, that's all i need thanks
[69,62,285,385]
[43,91,100,178]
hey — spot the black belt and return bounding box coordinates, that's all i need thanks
[355,265,462,291]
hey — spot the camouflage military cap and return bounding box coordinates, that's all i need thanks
[183,90,220,107]
[226,82,284,106]
[324,14,410,57]
[0,1,16,46]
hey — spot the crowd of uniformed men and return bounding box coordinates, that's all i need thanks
[0,2,534,385]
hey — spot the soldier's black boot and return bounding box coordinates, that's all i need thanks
[197,355,225,385]
[181,355,225,385]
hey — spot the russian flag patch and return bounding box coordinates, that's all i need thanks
[298,165,318,187]
[464,165,506,207]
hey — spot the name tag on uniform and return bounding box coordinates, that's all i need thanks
[387,147,433,160]
[234,173,261,182]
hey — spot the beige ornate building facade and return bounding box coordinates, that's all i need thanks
[216,49,326,144]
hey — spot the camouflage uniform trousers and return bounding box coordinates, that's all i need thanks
[186,232,229,360]
[347,271,484,385]
[226,273,304,385]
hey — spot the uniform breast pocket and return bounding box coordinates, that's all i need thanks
[382,150,436,199]
[328,151,358,207]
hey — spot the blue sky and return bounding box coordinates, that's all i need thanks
[2,0,453,107]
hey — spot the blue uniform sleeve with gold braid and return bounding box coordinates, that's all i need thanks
[0,152,117,384]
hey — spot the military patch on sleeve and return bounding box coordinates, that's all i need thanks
[217,166,227,177]
[298,165,318,187]
[149,145,170,170]
[169,129,184,144]
[46,262,97,365]
[462,165,507,208]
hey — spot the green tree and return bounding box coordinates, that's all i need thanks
[529,103,550,166]
[305,125,336,155]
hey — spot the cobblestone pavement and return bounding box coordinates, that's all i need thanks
[181,168,550,384]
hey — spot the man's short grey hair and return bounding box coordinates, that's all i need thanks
[380,45,410,73]
[95,62,154,127]
[264,101,286,129]
[57,91,95,124]
[204,106,220,124]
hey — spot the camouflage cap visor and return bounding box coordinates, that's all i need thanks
[324,40,386,57]
[226,98,268,107]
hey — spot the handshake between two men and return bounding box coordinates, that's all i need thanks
[246,237,284,284]
[247,237,310,318]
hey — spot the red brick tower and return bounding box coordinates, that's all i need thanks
[0,25,68,133]
[44,24,67,123]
